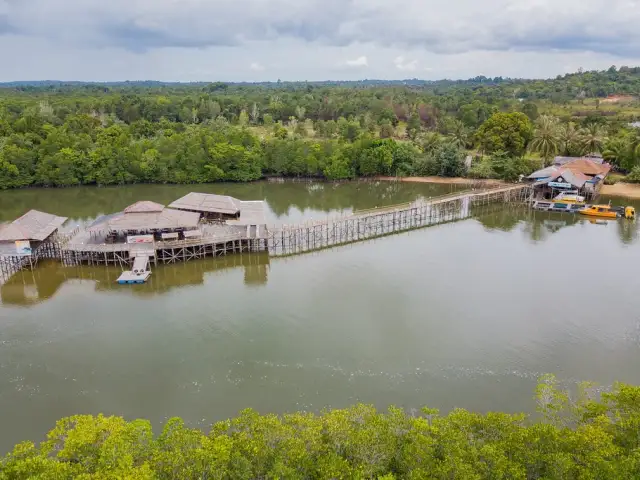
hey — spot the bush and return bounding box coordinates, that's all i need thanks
[467,157,496,179]
[604,173,625,185]
[3,379,640,479]
[625,166,640,183]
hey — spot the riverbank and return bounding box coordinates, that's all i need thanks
[376,176,640,199]
[601,182,640,199]
[374,176,506,186]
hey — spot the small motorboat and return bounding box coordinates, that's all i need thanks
[579,204,636,220]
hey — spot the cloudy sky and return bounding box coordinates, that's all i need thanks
[0,0,638,82]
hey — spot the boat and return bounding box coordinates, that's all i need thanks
[552,191,585,204]
[578,204,636,220]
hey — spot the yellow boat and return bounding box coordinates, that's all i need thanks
[579,204,636,219]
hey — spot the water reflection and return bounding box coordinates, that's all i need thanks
[1,182,639,307]
[0,181,466,224]
[1,254,270,306]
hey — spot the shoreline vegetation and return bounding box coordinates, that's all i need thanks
[2,67,640,193]
[2,377,640,478]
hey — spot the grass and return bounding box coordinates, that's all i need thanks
[604,173,626,185]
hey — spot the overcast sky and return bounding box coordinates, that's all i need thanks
[0,0,638,82]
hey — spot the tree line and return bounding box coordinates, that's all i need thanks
[1,67,640,190]
[1,376,640,478]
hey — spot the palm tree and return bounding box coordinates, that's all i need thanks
[602,138,631,169]
[529,115,560,166]
[558,122,583,156]
[417,131,442,154]
[449,119,469,148]
[581,123,607,154]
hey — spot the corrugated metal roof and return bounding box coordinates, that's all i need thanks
[528,166,561,179]
[555,169,589,188]
[564,159,611,176]
[169,193,240,215]
[0,210,68,242]
[554,155,604,166]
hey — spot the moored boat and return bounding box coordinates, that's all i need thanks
[552,191,586,204]
[578,204,636,220]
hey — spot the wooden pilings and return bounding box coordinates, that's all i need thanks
[267,184,532,256]
[1,184,532,278]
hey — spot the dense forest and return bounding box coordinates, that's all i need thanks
[1,377,640,478]
[1,67,640,190]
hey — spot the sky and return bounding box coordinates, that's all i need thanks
[0,0,639,82]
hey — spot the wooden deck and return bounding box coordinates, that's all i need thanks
[3,184,531,276]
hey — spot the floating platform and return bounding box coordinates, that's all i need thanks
[532,200,585,213]
[117,271,151,284]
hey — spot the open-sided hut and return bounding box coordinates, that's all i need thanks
[169,193,268,236]
[87,201,200,241]
[168,193,241,221]
[0,210,68,278]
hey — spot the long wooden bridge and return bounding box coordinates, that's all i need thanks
[1,184,531,282]
[267,184,532,256]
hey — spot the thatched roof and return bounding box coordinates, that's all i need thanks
[0,210,68,242]
[169,192,240,215]
[227,201,267,226]
[88,202,200,233]
[124,201,165,213]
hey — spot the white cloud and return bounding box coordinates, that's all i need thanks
[249,62,265,71]
[0,0,638,80]
[344,55,368,67]
[394,56,419,72]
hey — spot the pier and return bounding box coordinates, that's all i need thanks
[1,184,532,282]
[267,184,532,256]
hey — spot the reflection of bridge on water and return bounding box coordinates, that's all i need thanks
[1,185,533,305]
[267,184,532,256]
[0,253,270,306]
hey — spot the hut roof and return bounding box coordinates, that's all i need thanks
[0,210,68,242]
[227,201,267,226]
[527,165,560,180]
[554,155,604,166]
[564,158,611,176]
[88,205,200,233]
[530,168,590,188]
[124,201,165,213]
[168,192,240,215]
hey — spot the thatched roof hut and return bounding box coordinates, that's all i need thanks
[169,193,240,216]
[88,201,200,233]
[0,210,68,242]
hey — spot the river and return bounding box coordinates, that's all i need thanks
[1,181,639,453]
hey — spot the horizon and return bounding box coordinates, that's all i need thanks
[1,67,637,86]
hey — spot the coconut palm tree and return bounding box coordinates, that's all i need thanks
[529,115,560,166]
[449,119,469,148]
[558,122,583,156]
[581,123,607,154]
[602,138,631,169]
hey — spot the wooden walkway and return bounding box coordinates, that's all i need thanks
[267,184,531,256]
[1,184,531,282]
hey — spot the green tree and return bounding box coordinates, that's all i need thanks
[559,122,584,156]
[581,123,607,154]
[476,112,533,157]
[521,102,539,121]
[4,380,640,479]
[530,115,561,166]
[379,120,395,139]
